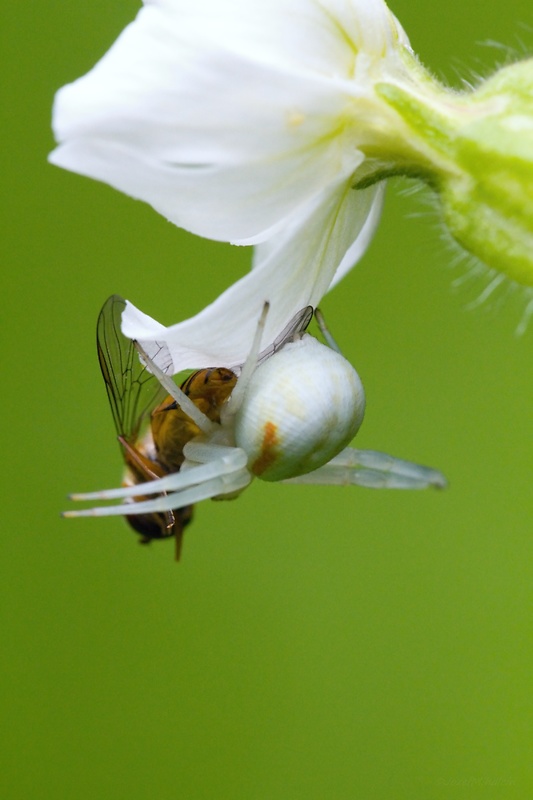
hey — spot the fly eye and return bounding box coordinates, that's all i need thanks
[161,400,178,412]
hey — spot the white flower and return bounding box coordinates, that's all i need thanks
[51,0,533,339]
[50,0,413,370]
[64,297,445,557]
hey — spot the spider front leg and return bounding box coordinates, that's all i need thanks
[64,443,252,518]
[283,447,447,490]
[69,445,248,502]
[181,441,253,500]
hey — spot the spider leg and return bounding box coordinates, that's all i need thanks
[64,464,251,518]
[283,447,447,490]
[314,308,342,353]
[134,340,215,434]
[64,445,251,518]
[182,440,244,465]
[224,302,269,416]
[68,446,247,501]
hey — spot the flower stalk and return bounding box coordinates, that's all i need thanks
[362,54,533,287]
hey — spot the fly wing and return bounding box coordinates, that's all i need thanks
[96,295,168,444]
[253,305,313,368]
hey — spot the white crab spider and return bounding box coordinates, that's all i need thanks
[65,305,446,522]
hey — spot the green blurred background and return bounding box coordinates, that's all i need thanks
[2,2,532,798]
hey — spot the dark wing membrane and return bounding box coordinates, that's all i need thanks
[255,305,313,367]
[96,295,168,443]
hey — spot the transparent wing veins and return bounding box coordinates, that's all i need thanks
[96,295,168,443]
[231,305,313,371]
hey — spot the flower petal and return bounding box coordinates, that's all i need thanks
[329,183,385,288]
[122,178,382,372]
[50,0,398,243]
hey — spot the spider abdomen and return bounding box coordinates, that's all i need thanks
[234,335,366,482]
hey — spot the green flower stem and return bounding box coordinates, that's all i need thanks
[364,55,533,288]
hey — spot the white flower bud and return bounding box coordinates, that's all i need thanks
[234,335,365,482]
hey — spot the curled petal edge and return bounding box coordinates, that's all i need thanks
[122,179,384,373]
